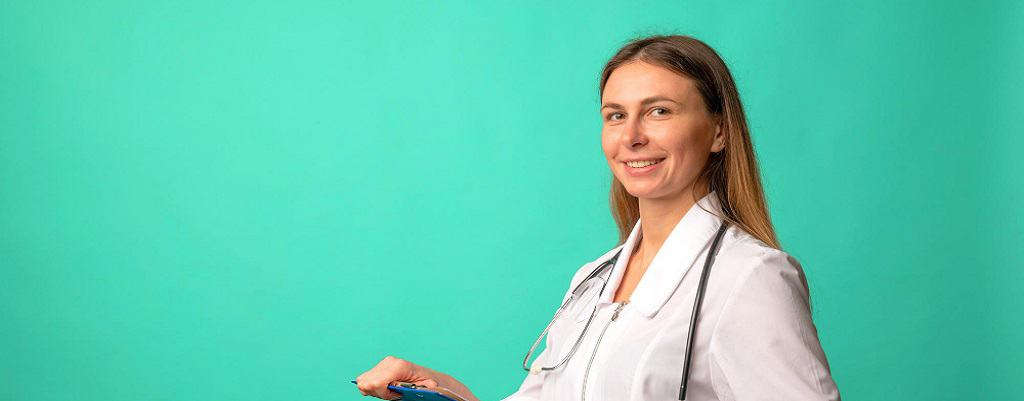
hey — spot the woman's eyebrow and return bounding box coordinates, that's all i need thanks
[601,96,681,110]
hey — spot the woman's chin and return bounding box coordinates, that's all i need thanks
[624,186,661,199]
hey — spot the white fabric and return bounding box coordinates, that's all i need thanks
[502,191,841,401]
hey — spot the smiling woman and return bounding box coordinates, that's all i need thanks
[355,34,841,401]
[601,63,725,197]
[598,38,778,251]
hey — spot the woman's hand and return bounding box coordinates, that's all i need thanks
[355,356,439,399]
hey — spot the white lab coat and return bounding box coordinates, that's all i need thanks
[502,191,841,401]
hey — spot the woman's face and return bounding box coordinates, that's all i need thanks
[600,61,725,201]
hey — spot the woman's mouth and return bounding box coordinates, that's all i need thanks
[623,158,665,176]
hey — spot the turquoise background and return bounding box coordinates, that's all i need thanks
[3,1,1022,400]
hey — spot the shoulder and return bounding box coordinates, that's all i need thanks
[714,224,811,312]
[706,226,838,400]
[718,225,792,267]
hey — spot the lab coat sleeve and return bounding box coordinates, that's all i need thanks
[498,349,546,401]
[500,262,592,401]
[500,293,571,401]
[708,248,841,401]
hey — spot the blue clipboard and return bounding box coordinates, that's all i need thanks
[350,380,463,401]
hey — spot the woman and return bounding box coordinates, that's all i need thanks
[355,34,841,401]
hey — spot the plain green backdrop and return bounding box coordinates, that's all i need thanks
[2,1,1022,400]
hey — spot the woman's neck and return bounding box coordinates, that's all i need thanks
[636,183,708,264]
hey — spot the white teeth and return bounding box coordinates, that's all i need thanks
[626,159,663,168]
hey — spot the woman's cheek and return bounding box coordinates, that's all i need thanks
[600,136,618,162]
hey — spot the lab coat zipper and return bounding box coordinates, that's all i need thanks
[581,301,628,401]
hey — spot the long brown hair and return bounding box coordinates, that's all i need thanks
[599,34,781,250]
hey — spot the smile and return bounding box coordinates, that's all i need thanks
[622,158,665,177]
[624,159,664,168]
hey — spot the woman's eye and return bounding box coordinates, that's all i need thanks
[605,108,668,121]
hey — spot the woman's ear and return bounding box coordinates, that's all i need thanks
[711,123,726,153]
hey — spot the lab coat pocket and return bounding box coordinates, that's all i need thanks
[544,304,592,367]
[571,300,596,323]
[568,277,605,323]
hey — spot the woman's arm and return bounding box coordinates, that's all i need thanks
[355,356,481,401]
[357,259,597,400]
[707,248,841,400]
[417,364,482,401]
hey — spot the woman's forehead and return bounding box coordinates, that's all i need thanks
[603,65,699,107]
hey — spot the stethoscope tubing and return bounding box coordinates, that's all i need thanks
[521,220,730,401]
[679,221,729,400]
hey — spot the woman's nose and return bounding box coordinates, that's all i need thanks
[621,118,647,148]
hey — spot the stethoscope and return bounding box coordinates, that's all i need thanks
[522,221,730,401]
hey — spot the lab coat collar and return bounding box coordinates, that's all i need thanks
[600,190,725,318]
